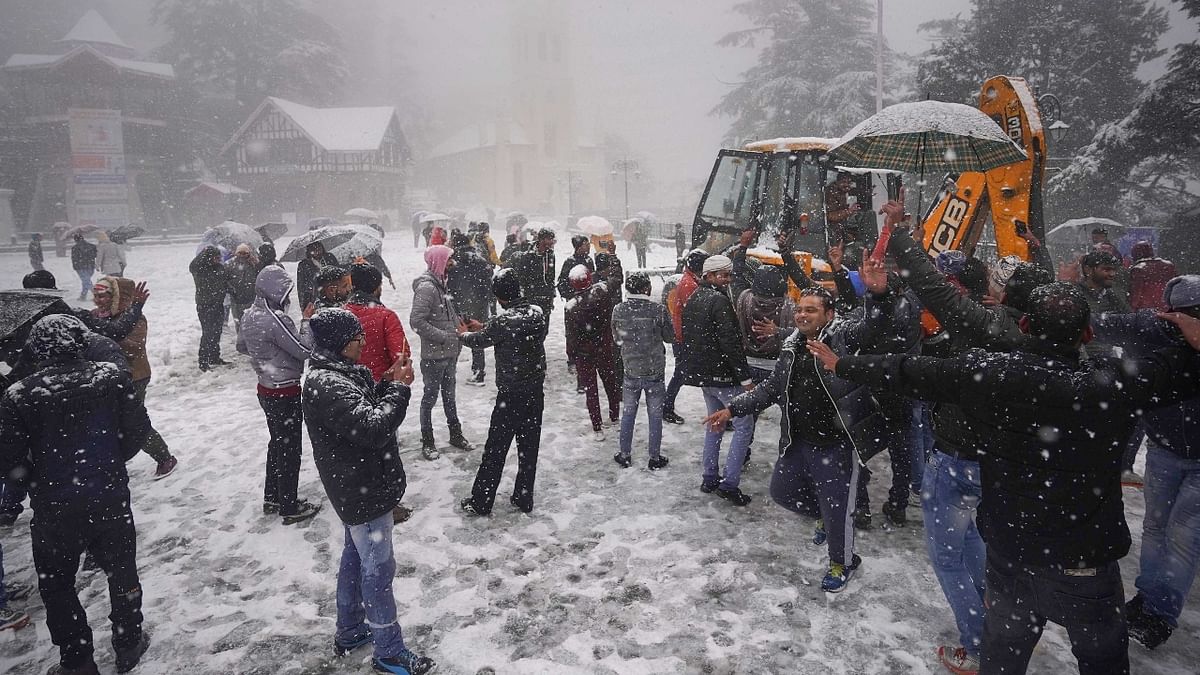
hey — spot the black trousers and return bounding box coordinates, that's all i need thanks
[981,549,1128,675]
[468,385,544,512]
[197,303,224,366]
[132,378,171,464]
[855,394,914,512]
[32,503,143,669]
[258,393,303,514]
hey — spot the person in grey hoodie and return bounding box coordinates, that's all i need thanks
[409,244,473,460]
[236,265,322,525]
[610,272,674,470]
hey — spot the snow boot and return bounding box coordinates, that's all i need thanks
[373,648,436,675]
[700,477,721,493]
[460,498,490,517]
[114,631,151,673]
[1127,595,1173,649]
[392,504,414,524]
[852,509,873,530]
[613,453,632,468]
[591,428,606,442]
[0,606,30,631]
[46,661,99,675]
[421,435,440,460]
[648,456,669,471]
[821,554,862,593]
[333,626,373,657]
[661,409,685,425]
[937,645,980,675]
[281,500,321,525]
[882,501,907,526]
[716,487,752,506]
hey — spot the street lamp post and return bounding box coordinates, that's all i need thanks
[610,158,640,220]
[557,169,584,220]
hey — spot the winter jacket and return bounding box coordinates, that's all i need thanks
[410,271,462,361]
[190,248,231,308]
[666,269,700,342]
[303,347,411,526]
[71,240,97,271]
[569,281,618,356]
[460,300,547,392]
[727,290,898,453]
[296,252,339,309]
[511,248,556,306]
[735,288,794,370]
[28,240,43,265]
[0,356,149,514]
[1076,282,1133,359]
[836,340,1200,570]
[225,257,260,305]
[1093,309,1199,460]
[1129,257,1177,311]
[7,330,129,384]
[611,294,674,379]
[237,266,312,390]
[96,240,125,275]
[92,277,150,382]
[345,291,410,382]
[557,254,595,301]
[680,282,752,388]
[447,249,493,321]
[73,301,143,343]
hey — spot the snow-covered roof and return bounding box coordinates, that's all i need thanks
[56,10,132,52]
[3,45,174,79]
[185,182,250,198]
[428,122,534,158]
[742,137,841,153]
[222,97,400,155]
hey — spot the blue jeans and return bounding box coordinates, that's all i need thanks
[76,267,93,297]
[922,448,985,656]
[336,510,406,659]
[911,402,934,493]
[1135,445,1200,626]
[701,386,755,490]
[420,357,461,437]
[619,376,665,459]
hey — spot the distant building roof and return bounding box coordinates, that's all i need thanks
[3,45,174,79]
[222,97,401,156]
[429,122,534,158]
[56,10,133,54]
[185,182,250,198]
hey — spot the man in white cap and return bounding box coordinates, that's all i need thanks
[680,254,756,506]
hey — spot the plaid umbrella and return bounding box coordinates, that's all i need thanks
[828,100,1027,174]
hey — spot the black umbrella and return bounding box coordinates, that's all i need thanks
[255,222,289,242]
[107,224,144,244]
[279,225,383,264]
[0,290,72,345]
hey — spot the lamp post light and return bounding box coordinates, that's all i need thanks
[1047,119,1071,144]
[610,158,640,220]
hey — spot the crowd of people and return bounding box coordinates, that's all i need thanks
[2,197,1199,675]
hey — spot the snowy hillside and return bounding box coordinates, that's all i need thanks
[0,237,1196,674]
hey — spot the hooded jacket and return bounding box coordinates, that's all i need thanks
[92,276,151,382]
[303,347,411,526]
[611,294,674,379]
[344,290,410,382]
[460,300,547,391]
[95,233,125,275]
[410,260,463,361]
[237,266,312,390]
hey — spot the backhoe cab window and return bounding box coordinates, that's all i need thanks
[699,154,761,233]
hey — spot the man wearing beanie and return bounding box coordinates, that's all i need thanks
[681,253,756,506]
[458,269,548,516]
[557,234,596,376]
[302,309,435,675]
[661,249,708,424]
[0,314,153,674]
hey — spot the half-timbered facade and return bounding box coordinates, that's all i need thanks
[220,97,410,227]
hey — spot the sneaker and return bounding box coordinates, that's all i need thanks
[852,510,873,530]
[882,501,907,526]
[373,648,436,675]
[0,512,17,528]
[47,661,99,675]
[1128,605,1174,650]
[333,627,373,657]
[661,409,685,425]
[448,433,475,451]
[613,453,632,468]
[1121,470,1144,488]
[4,581,33,602]
[421,440,440,461]
[509,495,533,514]
[262,500,280,515]
[211,358,233,367]
[812,524,827,546]
[0,606,30,631]
[281,500,321,525]
[937,645,980,675]
[592,428,606,442]
[648,456,669,471]
[460,497,490,517]
[700,477,721,493]
[716,487,752,506]
[821,554,862,593]
[114,631,151,673]
[466,370,486,387]
[152,456,178,480]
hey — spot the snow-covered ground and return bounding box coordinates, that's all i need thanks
[0,237,1196,675]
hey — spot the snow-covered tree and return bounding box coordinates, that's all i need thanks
[1047,0,1200,222]
[917,0,1168,153]
[153,0,348,106]
[712,0,906,142]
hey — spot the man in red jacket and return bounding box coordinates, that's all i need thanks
[344,263,410,382]
[661,249,708,424]
[1129,241,1178,311]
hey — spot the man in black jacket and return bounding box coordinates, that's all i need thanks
[458,269,548,516]
[447,232,494,385]
[681,254,756,505]
[189,246,233,370]
[0,315,152,674]
[811,283,1200,675]
[557,234,595,375]
[296,242,340,310]
[301,308,435,675]
[510,228,557,320]
[71,234,97,301]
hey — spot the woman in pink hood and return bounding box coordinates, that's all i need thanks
[409,244,474,459]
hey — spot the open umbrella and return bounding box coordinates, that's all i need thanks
[201,221,263,254]
[106,224,144,244]
[255,222,289,242]
[576,215,613,236]
[280,225,382,265]
[344,208,379,220]
[0,290,71,345]
[61,223,99,240]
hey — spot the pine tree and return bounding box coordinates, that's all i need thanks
[712,0,903,142]
[152,0,347,106]
[917,0,1167,154]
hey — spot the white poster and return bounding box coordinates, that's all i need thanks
[69,108,129,226]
